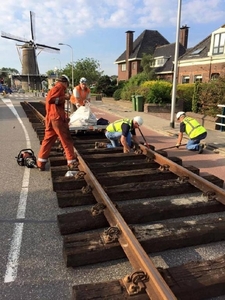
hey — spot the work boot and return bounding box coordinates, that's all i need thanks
[37,162,46,171]
[198,143,204,154]
[95,142,107,149]
[67,159,79,170]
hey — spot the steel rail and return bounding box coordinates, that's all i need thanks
[25,101,45,124]
[23,101,225,205]
[140,144,225,205]
[76,150,177,300]
[22,102,225,299]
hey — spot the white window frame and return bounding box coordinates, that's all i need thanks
[213,32,225,54]
[154,56,168,67]
[182,76,190,84]
[208,26,225,56]
[121,64,126,71]
[194,75,202,83]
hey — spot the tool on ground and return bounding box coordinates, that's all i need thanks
[16,149,37,168]
[138,127,150,149]
[157,144,187,151]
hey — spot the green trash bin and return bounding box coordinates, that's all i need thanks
[131,95,136,111]
[135,95,144,112]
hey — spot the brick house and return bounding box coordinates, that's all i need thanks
[114,30,169,81]
[115,24,225,84]
[178,24,225,83]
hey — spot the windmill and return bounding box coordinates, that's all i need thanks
[1,11,60,91]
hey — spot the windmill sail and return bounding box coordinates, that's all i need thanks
[1,11,60,90]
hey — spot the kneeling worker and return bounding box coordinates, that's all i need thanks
[176,111,207,153]
[95,116,144,153]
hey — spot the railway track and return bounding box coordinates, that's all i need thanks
[21,101,225,300]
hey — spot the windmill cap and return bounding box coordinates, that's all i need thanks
[133,116,143,126]
[176,111,185,120]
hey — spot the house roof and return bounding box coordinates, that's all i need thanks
[154,43,186,73]
[115,30,169,63]
[179,34,211,61]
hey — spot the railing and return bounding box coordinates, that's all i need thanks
[216,104,225,132]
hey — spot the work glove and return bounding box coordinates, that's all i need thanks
[176,143,181,148]
[84,100,90,106]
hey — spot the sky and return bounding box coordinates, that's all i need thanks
[0,0,225,76]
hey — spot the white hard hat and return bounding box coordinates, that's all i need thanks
[176,111,185,120]
[80,77,87,83]
[133,116,143,126]
[60,74,70,84]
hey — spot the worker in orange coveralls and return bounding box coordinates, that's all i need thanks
[37,75,78,171]
[70,77,90,113]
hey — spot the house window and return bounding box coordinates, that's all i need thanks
[194,75,202,83]
[211,73,220,80]
[155,58,165,67]
[121,64,126,71]
[213,32,225,55]
[182,76,190,84]
[132,62,135,70]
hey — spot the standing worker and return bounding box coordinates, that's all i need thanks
[95,116,144,153]
[37,75,78,171]
[176,111,207,153]
[70,77,91,113]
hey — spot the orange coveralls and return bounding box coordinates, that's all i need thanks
[70,84,90,107]
[37,82,77,169]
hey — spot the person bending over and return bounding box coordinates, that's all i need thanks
[95,116,144,153]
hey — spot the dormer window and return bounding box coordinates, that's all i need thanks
[153,56,168,67]
[213,32,225,54]
[208,26,225,56]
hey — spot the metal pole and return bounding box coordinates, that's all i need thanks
[170,0,182,128]
[58,43,74,88]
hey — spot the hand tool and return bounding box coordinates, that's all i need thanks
[157,144,187,151]
[138,127,151,149]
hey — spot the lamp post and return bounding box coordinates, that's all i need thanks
[58,43,74,88]
[170,0,182,128]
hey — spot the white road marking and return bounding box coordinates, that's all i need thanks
[2,98,31,283]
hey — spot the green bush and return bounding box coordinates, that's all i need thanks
[120,73,149,101]
[177,83,195,111]
[140,80,172,104]
[113,88,122,100]
[198,77,225,117]
[192,82,200,113]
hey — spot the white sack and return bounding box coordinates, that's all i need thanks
[69,105,97,127]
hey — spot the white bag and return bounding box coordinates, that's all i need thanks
[69,105,97,127]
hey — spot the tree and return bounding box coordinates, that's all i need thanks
[62,58,102,87]
[0,67,20,87]
[141,53,156,80]
[95,75,118,96]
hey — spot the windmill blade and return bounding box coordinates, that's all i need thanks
[1,31,28,43]
[30,11,36,42]
[36,42,60,52]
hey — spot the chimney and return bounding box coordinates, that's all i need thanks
[125,30,134,79]
[179,25,189,49]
